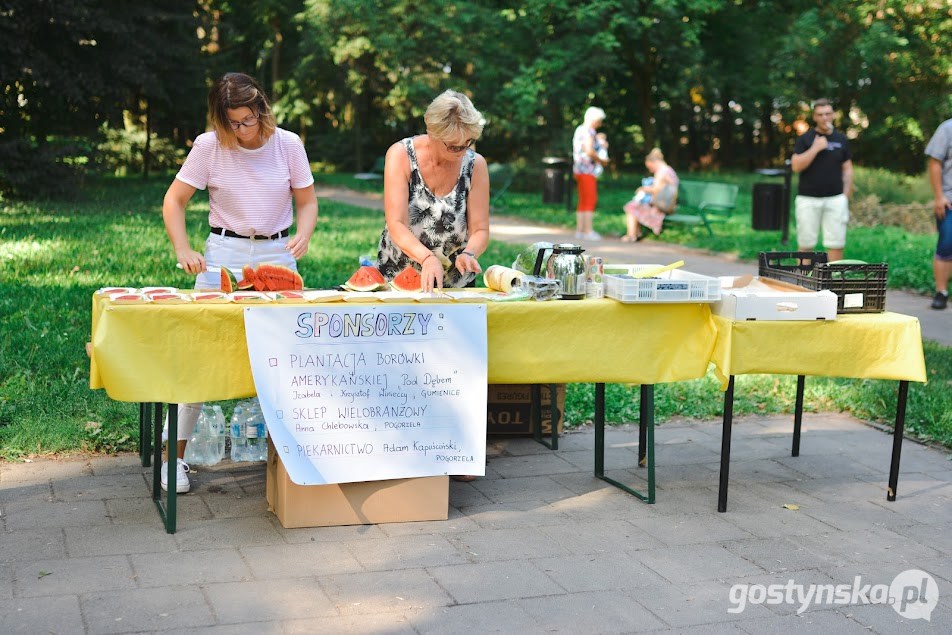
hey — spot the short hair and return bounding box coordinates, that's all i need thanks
[646,148,665,162]
[424,90,484,142]
[208,73,276,149]
[812,98,832,111]
[584,107,606,125]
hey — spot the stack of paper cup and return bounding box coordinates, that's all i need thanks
[483,265,525,293]
[585,256,604,298]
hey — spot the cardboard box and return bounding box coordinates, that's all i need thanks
[713,276,838,321]
[487,384,566,436]
[266,440,449,528]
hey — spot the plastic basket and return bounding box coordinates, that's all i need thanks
[604,266,721,303]
[757,252,887,314]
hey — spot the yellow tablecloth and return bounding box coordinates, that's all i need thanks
[711,312,928,387]
[90,295,717,403]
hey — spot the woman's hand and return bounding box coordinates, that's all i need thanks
[420,253,444,292]
[176,248,206,274]
[286,232,312,259]
[455,252,482,276]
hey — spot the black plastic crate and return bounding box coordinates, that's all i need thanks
[758,251,887,314]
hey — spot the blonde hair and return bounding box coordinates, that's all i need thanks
[424,90,484,142]
[646,148,665,162]
[584,107,606,125]
[208,73,276,150]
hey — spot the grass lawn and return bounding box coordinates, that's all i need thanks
[1,174,949,460]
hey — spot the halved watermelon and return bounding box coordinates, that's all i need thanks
[390,265,422,292]
[256,263,303,291]
[343,265,387,291]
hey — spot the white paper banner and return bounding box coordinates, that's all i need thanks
[243,304,488,485]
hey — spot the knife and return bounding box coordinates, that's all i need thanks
[176,263,222,272]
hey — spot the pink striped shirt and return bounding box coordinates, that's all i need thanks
[175,128,314,236]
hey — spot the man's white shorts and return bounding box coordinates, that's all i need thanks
[795,193,849,250]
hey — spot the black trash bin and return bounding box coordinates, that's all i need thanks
[752,182,783,230]
[542,157,569,204]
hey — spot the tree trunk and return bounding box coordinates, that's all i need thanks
[143,99,151,180]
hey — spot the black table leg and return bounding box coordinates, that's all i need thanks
[530,384,557,450]
[887,381,910,501]
[549,383,559,450]
[152,403,177,533]
[151,403,163,501]
[139,402,153,467]
[594,383,655,503]
[718,376,735,512]
[638,385,648,468]
[594,383,605,476]
[792,375,805,457]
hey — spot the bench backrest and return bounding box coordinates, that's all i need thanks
[678,180,739,210]
[488,163,514,197]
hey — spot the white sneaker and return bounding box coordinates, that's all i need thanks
[160,459,191,493]
[585,231,602,241]
[574,231,584,239]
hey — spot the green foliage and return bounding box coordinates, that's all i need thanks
[0,139,86,200]
[852,167,934,205]
[95,127,188,176]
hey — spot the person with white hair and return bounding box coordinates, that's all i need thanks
[572,106,608,240]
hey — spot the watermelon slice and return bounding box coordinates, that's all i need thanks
[390,266,422,292]
[220,267,239,293]
[343,265,387,291]
[237,265,257,290]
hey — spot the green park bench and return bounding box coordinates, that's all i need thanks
[664,180,739,236]
[354,156,386,180]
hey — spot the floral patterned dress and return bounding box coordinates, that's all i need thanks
[376,137,476,288]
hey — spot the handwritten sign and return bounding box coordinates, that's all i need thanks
[243,304,487,485]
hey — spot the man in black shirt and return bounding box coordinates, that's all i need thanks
[791,99,854,262]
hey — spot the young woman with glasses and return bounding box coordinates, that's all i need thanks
[158,72,318,493]
[375,89,489,295]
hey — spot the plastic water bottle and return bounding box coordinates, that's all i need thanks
[230,398,268,462]
[244,399,268,461]
[184,405,226,466]
[230,401,249,462]
[359,254,374,267]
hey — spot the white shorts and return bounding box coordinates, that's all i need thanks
[194,232,296,290]
[795,194,849,250]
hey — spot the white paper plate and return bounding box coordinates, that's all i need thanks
[413,291,454,303]
[341,292,381,303]
[97,286,137,296]
[444,291,490,303]
[141,286,178,296]
[150,293,192,305]
[374,291,419,303]
[229,292,273,304]
[109,293,151,304]
[192,292,229,304]
[303,290,344,303]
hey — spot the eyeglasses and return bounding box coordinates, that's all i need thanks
[443,139,475,153]
[228,113,260,131]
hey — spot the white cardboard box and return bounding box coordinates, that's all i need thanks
[713,276,837,321]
